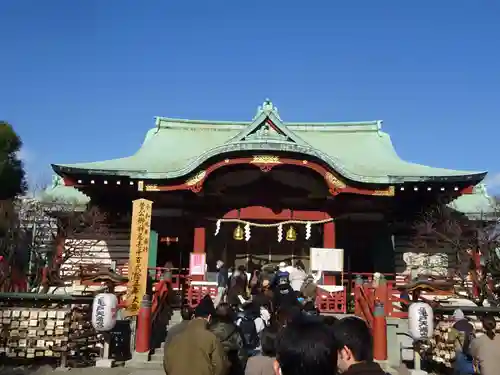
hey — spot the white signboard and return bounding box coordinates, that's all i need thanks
[189,253,207,276]
[310,248,344,272]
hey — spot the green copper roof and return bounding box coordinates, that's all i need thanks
[52,99,486,184]
[448,184,498,220]
[39,175,90,206]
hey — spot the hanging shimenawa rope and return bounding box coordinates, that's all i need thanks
[212,217,334,228]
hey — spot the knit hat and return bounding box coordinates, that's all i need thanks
[453,308,465,321]
[194,295,215,318]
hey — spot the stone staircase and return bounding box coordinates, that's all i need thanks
[167,309,184,330]
[146,310,183,368]
[136,311,417,371]
[387,317,414,366]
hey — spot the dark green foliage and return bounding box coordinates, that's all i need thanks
[0,121,27,199]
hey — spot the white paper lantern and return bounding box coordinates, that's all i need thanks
[408,302,434,340]
[92,293,118,332]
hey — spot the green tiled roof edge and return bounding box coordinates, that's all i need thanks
[448,184,498,220]
[38,176,90,206]
[51,100,487,184]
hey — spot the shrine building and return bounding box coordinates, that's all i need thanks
[43,99,496,283]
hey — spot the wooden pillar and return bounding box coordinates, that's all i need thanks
[373,300,388,361]
[135,294,152,354]
[192,227,206,281]
[323,221,336,285]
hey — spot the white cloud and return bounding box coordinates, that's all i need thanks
[485,172,500,192]
[17,147,32,163]
[16,147,45,190]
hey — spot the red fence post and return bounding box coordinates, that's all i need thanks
[374,276,390,316]
[373,300,388,361]
[135,294,152,354]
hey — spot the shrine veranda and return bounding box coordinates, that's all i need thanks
[43,100,496,303]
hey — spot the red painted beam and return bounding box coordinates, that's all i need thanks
[223,206,331,220]
[460,185,474,194]
[140,156,395,198]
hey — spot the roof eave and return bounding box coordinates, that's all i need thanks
[388,172,488,184]
[52,164,141,178]
[52,163,488,187]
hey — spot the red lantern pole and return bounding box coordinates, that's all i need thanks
[135,294,152,353]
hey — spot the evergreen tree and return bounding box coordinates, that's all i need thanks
[0,121,27,199]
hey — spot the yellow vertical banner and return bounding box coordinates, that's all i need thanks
[125,198,153,316]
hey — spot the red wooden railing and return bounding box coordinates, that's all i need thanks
[315,287,347,313]
[72,267,419,317]
[353,279,412,321]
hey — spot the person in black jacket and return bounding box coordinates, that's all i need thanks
[215,260,229,307]
[209,302,247,375]
[274,317,338,375]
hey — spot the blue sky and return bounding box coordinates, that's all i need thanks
[1,1,499,191]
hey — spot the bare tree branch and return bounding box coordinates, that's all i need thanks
[0,193,113,292]
[411,200,500,305]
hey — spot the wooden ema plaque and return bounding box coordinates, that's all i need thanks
[125,198,153,316]
[0,308,70,359]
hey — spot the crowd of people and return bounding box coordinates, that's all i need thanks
[160,259,500,375]
[448,308,500,375]
[163,260,388,375]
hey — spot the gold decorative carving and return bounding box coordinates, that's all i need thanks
[145,184,160,192]
[190,183,203,193]
[325,172,346,189]
[185,171,206,186]
[373,186,395,196]
[250,155,281,164]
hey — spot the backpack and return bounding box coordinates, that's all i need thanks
[239,315,260,349]
[454,351,476,375]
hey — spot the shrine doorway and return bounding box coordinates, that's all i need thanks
[206,219,324,272]
[336,216,394,275]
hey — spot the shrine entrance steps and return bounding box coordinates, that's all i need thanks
[156,312,412,371]
[148,310,182,368]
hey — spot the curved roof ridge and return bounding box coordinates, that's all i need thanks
[156,116,249,127]
[285,120,380,126]
[155,116,382,130]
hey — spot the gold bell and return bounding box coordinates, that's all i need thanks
[286,225,297,242]
[233,225,244,241]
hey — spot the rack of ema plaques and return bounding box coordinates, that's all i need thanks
[0,294,102,366]
[0,307,71,360]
